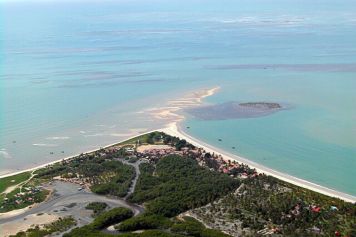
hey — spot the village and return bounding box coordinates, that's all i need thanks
[1,132,353,237]
[0,185,48,213]
[51,132,258,192]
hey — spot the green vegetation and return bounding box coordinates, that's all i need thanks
[85,202,108,216]
[123,131,164,145]
[10,216,76,237]
[64,207,134,237]
[91,207,134,229]
[66,229,185,237]
[90,161,135,197]
[5,131,356,237]
[171,217,230,237]
[192,175,356,236]
[129,155,240,217]
[66,213,228,237]
[0,172,31,193]
[116,214,173,231]
[116,216,229,237]
[36,157,135,198]
[0,186,49,213]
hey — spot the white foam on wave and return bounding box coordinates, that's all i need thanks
[32,143,58,147]
[46,136,70,140]
[83,133,105,137]
[207,15,306,26]
[95,124,116,128]
[109,133,136,137]
[0,149,12,159]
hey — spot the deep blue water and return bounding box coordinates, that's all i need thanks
[0,0,355,195]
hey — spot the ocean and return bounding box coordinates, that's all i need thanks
[0,0,355,196]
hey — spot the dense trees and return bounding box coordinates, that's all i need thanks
[90,207,134,229]
[192,174,356,236]
[128,155,240,217]
[35,157,135,198]
[85,202,108,217]
[64,207,133,237]
[171,217,230,237]
[116,214,172,231]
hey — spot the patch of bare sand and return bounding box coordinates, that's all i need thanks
[0,213,58,237]
[141,87,220,123]
[136,144,174,153]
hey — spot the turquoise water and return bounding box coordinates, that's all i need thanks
[0,0,355,195]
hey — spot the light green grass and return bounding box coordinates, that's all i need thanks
[0,172,31,193]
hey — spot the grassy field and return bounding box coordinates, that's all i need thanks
[0,172,31,194]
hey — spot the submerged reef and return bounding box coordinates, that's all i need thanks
[186,101,287,120]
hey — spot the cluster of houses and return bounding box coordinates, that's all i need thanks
[181,147,257,179]
[119,140,257,180]
[50,134,264,193]
[0,186,43,211]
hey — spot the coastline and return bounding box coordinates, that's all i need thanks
[0,129,159,180]
[0,86,218,179]
[3,123,355,203]
[1,86,356,204]
[159,122,356,203]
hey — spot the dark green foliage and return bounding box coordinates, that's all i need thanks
[64,216,229,237]
[116,214,172,231]
[91,207,134,229]
[203,175,356,236]
[36,156,135,198]
[129,155,240,217]
[10,216,76,237]
[147,132,163,144]
[162,134,194,150]
[85,202,108,216]
[121,230,186,237]
[90,160,135,197]
[175,139,187,151]
[200,229,231,237]
[171,216,205,236]
[64,229,185,237]
[64,207,133,237]
[1,188,49,213]
[171,217,230,237]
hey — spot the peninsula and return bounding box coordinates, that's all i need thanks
[0,126,355,237]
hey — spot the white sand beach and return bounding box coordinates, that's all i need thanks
[159,122,356,203]
[1,86,355,204]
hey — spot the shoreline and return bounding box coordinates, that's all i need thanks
[2,86,356,204]
[0,129,159,180]
[159,122,356,203]
[1,123,356,204]
[0,86,218,179]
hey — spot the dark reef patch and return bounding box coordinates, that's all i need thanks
[185,101,288,120]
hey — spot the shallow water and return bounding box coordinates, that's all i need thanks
[186,101,286,120]
[0,0,355,196]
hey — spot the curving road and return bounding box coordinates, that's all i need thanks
[0,158,146,237]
